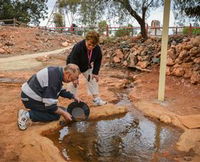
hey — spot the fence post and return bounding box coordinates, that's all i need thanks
[106,25,109,37]
[13,18,16,27]
[146,24,149,37]
[189,23,192,36]
[132,27,134,36]
[175,26,177,35]
[155,27,157,36]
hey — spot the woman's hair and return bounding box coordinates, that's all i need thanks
[85,31,100,45]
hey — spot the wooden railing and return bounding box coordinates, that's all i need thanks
[40,24,200,37]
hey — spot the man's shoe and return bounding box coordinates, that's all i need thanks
[18,109,31,130]
[93,97,107,106]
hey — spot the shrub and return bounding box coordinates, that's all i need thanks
[98,20,107,34]
[183,27,200,35]
[115,24,133,37]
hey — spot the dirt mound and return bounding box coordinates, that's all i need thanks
[0,26,82,56]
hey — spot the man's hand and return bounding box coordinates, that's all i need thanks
[62,111,72,121]
[73,79,79,88]
[92,74,99,82]
[55,107,72,121]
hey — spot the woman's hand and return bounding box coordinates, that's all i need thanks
[92,74,99,82]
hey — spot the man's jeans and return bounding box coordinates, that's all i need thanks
[21,92,60,122]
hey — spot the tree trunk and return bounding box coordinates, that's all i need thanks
[139,20,148,40]
[119,0,148,40]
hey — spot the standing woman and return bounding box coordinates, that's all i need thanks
[66,31,107,106]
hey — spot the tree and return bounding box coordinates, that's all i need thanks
[174,0,200,19]
[58,0,161,40]
[0,0,48,25]
[173,0,200,25]
[98,20,107,34]
[54,13,65,28]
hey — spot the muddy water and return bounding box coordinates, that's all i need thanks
[47,95,182,162]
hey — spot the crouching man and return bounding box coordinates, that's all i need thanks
[18,64,80,130]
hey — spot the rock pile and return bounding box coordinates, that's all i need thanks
[101,35,200,84]
[102,36,161,71]
[0,26,81,55]
[166,36,200,84]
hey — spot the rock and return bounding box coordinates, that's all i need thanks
[193,63,200,71]
[154,52,161,57]
[136,61,149,69]
[190,36,200,47]
[33,48,38,52]
[44,38,49,42]
[183,37,190,42]
[115,49,124,59]
[175,57,183,64]
[183,44,193,50]
[123,60,128,66]
[167,49,177,60]
[113,56,121,63]
[194,57,200,64]
[172,67,185,77]
[182,63,193,78]
[166,66,171,75]
[178,50,188,60]
[171,40,177,45]
[159,114,171,124]
[137,55,150,61]
[167,56,175,66]
[140,50,147,56]
[35,55,50,62]
[189,47,200,56]
[152,57,160,63]
[35,33,40,36]
[5,41,14,46]
[183,156,192,161]
[61,42,69,47]
[129,49,140,56]
[127,53,138,67]
[0,48,6,54]
[191,72,200,84]
[183,69,192,79]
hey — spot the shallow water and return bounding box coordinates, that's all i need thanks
[47,95,182,162]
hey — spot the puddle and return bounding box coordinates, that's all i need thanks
[46,95,182,162]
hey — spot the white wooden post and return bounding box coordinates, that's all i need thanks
[158,0,171,101]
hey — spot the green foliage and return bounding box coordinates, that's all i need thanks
[115,24,133,37]
[54,13,64,28]
[173,0,200,25]
[58,0,162,39]
[174,0,200,19]
[0,0,48,25]
[183,27,200,35]
[98,20,107,34]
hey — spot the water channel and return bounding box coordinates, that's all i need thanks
[46,94,182,162]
